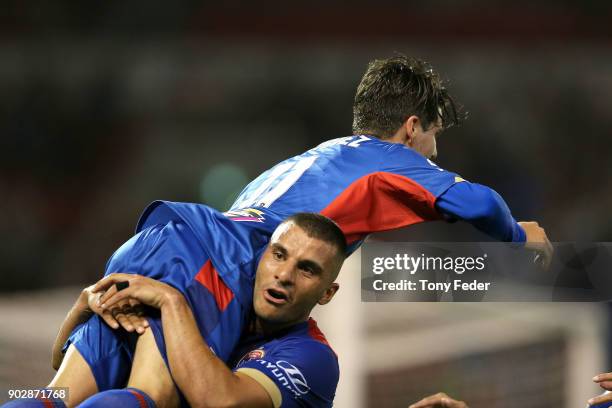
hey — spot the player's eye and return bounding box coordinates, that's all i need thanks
[299,265,315,276]
[273,251,284,260]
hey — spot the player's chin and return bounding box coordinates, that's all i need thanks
[257,304,292,322]
[255,300,281,319]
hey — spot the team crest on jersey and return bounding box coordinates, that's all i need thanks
[224,208,265,223]
[238,348,266,365]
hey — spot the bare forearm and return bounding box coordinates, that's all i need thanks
[161,294,240,408]
[52,295,92,370]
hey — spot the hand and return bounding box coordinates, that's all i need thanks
[519,221,553,270]
[409,392,468,408]
[588,391,612,407]
[83,284,149,334]
[93,273,182,311]
[588,373,612,406]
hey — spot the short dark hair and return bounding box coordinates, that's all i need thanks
[283,213,347,263]
[352,54,463,138]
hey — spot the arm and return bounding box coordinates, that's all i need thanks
[52,285,149,370]
[436,182,553,269]
[95,274,272,408]
[51,289,93,370]
[162,294,271,408]
[435,182,525,243]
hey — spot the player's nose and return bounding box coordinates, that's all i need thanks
[275,263,296,284]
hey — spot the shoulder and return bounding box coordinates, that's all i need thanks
[235,322,339,406]
[263,323,339,375]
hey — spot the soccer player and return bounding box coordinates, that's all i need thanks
[3,55,550,406]
[3,213,345,408]
[228,55,552,263]
[37,202,286,407]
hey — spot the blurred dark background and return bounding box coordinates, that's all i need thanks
[1,1,611,289]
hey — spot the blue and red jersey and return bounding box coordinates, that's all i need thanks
[231,135,459,248]
[230,318,338,408]
[230,135,523,251]
[66,135,523,401]
[135,135,524,312]
[132,136,457,308]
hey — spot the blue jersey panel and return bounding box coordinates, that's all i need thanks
[136,201,282,309]
[232,319,338,408]
[230,136,462,248]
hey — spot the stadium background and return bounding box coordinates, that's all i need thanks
[1,1,611,407]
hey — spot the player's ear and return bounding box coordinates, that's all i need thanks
[318,283,339,305]
[404,116,420,144]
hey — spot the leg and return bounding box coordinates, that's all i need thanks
[126,329,180,408]
[47,345,97,408]
[49,314,134,406]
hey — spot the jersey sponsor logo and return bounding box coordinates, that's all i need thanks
[237,348,266,366]
[276,360,310,395]
[257,359,310,398]
[224,208,266,222]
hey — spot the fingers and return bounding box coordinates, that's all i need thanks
[92,273,134,293]
[87,274,150,334]
[520,221,553,271]
[409,392,445,408]
[110,302,147,334]
[409,393,467,408]
[99,299,148,334]
[98,307,121,330]
[594,374,612,391]
[100,285,134,310]
[112,304,135,332]
[125,300,148,333]
[98,284,118,307]
[85,290,120,329]
[588,391,612,406]
[98,276,134,307]
[534,238,553,271]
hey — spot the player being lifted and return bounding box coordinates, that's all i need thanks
[7,55,550,407]
[229,54,552,260]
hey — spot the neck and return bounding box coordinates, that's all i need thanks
[254,316,307,336]
[386,127,409,145]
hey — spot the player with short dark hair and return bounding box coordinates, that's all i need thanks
[230,55,551,261]
[85,214,345,407]
[2,214,345,408]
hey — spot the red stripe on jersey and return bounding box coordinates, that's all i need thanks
[307,318,337,357]
[127,389,148,408]
[321,172,440,244]
[194,260,235,311]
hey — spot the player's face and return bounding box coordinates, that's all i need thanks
[253,222,340,331]
[412,118,442,159]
